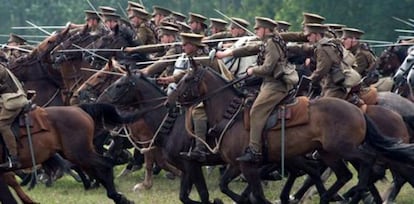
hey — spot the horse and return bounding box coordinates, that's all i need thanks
[1,172,36,204]
[97,72,226,203]
[8,26,72,107]
[166,62,414,204]
[0,103,140,204]
[50,24,103,104]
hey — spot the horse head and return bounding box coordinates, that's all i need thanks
[378,45,408,76]
[83,25,137,67]
[51,25,102,64]
[393,49,414,87]
[98,71,165,109]
[30,25,71,63]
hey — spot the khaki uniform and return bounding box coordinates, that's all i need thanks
[310,38,346,98]
[204,31,232,40]
[349,44,376,77]
[134,23,156,45]
[143,45,182,77]
[0,63,25,156]
[232,34,291,152]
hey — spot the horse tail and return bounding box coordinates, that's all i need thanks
[78,103,141,126]
[364,114,414,163]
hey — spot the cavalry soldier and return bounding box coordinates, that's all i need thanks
[325,24,346,39]
[177,21,192,33]
[305,23,348,99]
[276,20,291,33]
[152,6,172,26]
[69,10,104,35]
[101,12,121,31]
[3,34,32,61]
[99,6,117,14]
[205,17,250,40]
[171,11,186,22]
[341,28,376,77]
[126,1,145,16]
[0,62,29,169]
[129,8,156,45]
[216,17,291,162]
[188,12,208,35]
[208,18,228,35]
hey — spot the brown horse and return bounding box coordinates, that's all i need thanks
[0,103,138,204]
[1,172,36,204]
[167,63,414,204]
[8,26,72,107]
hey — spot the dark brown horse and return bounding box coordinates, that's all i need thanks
[97,73,226,203]
[0,104,139,204]
[50,25,103,104]
[167,63,414,204]
[1,172,36,204]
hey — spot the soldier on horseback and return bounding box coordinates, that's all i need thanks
[0,63,29,169]
[216,17,292,162]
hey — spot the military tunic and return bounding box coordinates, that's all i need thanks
[310,38,346,98]
[232,33,290,152]
[349,44,376,77]
[134,23,156,45]
[142,45,182,77]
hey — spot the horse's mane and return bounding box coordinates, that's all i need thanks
[133,73,166,96]
[78,103,140,125]
[204,67,245,97]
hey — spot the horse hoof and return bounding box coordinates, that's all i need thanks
[132,183,149,191]
[116,194,134,204]
[213,198,223,204]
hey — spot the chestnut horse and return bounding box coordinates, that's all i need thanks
[167,63,414,204]
[0,103,139,204]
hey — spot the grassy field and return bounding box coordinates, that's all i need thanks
[10,164,414,204]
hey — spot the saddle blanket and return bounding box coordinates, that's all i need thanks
[18,107,49,136]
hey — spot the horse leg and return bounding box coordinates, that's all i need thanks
[219,165,246,203]
[191,163,212,204]
[3,172,36,204]
[382,164,411,204]
[179,170,198,204]
[318,154,352,204]
[153,148,181,178]
[240,163,272,204]
[133,149,155,191]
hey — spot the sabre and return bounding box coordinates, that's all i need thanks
[370,42,414,48]
[117,2,128,19]
[26,21,52,35]
[398,36,414,40]
[136,56,211,66]
[0,34,48,38]
[72,44,109,62]
[12,26,66,30]
[214,9,258,37]
[394,29,414,33]
[81,67,125,76]
[24,112,38,185]
[358,39,393,44]
[392,16,414,27]
[56,48,123,53]
[0,44,31,52]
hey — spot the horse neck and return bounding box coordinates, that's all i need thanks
[201,74,239,125]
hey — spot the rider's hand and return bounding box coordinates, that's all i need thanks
[215,49,232,59]
[247,68,254,76]
[157,76,175,85]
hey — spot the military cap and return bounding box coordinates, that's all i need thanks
[160,21,180,30]
[84,10,100,21]
[152,6,171,17]
[254,17,278,30]
[303,23,328,36]
[159,26,179,36]
[180,32,205,47]
[8,33,27,44]
[302,12,325,24]
[342,28,364,39]
[276,20,291,32]
[209,18,228,30]
[172,11,186,22]
[127,1,144,11]
[188,12,208,28]
[128,8,150,20]
[99,6,117,14]
[325,23,345,30]
[230,17,250,29]
[177,21,192,33]
[102,12,121,21]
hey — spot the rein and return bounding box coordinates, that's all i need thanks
[179,70,249,106]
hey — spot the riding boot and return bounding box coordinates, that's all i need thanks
[236,146,262,163]
[182,119,208,162]
[0,128,21,169]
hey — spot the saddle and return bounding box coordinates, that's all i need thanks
[243,96,310,131]
[14,106,50,137]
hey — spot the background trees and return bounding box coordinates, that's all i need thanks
[1,0,413,43]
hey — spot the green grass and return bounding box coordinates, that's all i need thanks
[11,165,414,204]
